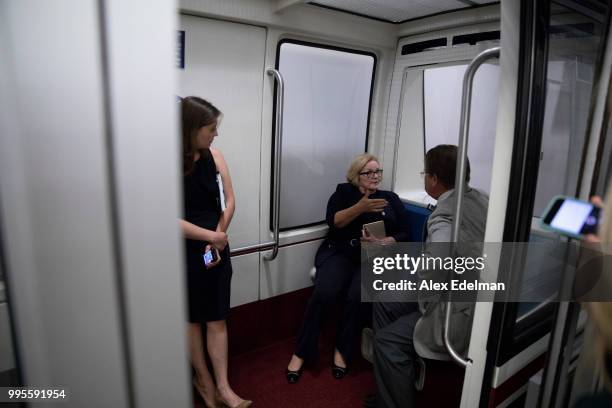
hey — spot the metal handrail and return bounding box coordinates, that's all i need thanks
[263,68,284,261]
[229,241,275,257]
[446,46,500,367]
[228,69,284,259]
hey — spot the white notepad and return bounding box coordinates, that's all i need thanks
[216,172,226,211]
[362,220,386,238]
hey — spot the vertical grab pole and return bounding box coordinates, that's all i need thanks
[264,68,284,261]
[446,47,500,367]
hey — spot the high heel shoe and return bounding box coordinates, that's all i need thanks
[331,363,348,379]
[215,390,252,408]
[286,367,303,384]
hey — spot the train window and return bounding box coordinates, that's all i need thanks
[515,4,605,323]
[531,13,602,217]
[424,64,499,194]
[486,2,609,369]
[393,62,499,203]
[274,41,375,230]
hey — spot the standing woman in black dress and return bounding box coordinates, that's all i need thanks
[181,97,251,408]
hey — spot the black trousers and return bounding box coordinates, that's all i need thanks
[294,252,362,365]
[373,301,422,408]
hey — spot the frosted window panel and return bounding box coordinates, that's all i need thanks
[278,43,374,229]
[530,5,601,219]
[424,64,499,194]
[533,59,594,215]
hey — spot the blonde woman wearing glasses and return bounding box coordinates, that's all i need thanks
[285,153,411,383]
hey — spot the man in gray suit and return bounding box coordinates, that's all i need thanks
[367,144,488,408]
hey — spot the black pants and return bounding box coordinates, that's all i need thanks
[373,301,422,408]
[295,252,362,365]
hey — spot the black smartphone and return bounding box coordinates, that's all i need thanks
[203,247,218,266]
[540,195,601,239]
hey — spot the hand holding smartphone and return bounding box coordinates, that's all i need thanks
[203,244,221,269]
[540,195,601,240]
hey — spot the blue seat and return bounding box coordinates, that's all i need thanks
[403,200,432,242]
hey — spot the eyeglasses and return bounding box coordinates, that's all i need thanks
[420,171,429,179]
[359,169,383,179]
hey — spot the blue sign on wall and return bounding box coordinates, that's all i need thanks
[177,30,185,69]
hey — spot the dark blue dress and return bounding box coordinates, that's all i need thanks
[317,182,412,264]
[183,149,232,323]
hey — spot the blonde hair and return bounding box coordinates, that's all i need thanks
[588,184,612,391]
[346,153,379,186]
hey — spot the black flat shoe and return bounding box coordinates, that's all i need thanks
[331,363,348,379]
[286,368,303,384]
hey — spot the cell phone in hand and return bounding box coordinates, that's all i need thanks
[203,247,219,266]
[540,195,601,240]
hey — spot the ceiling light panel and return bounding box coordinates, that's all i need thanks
[310,0,470,23]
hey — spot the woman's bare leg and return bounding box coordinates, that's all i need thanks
[207,319,248,407]
[187,323,216,408]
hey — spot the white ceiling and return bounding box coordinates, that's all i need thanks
[309,0,498,23]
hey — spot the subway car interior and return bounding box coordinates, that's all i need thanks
[2,0,612,407]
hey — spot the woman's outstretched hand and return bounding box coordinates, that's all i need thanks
[357,190,387,214]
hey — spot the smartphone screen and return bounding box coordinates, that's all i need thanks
[203,250,213,265]
[542,197,600,237]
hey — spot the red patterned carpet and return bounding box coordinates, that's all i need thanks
[193,337,376,408]
[189,290,463,407]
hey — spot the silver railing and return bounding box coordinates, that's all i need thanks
[446,47,500,367]
[229,68,284,260]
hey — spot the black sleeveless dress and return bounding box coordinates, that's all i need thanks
[183,150,232,323]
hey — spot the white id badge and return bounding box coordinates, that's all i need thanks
[216,172,226,211]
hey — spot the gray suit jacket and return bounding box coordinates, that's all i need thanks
[413,187,489,359]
